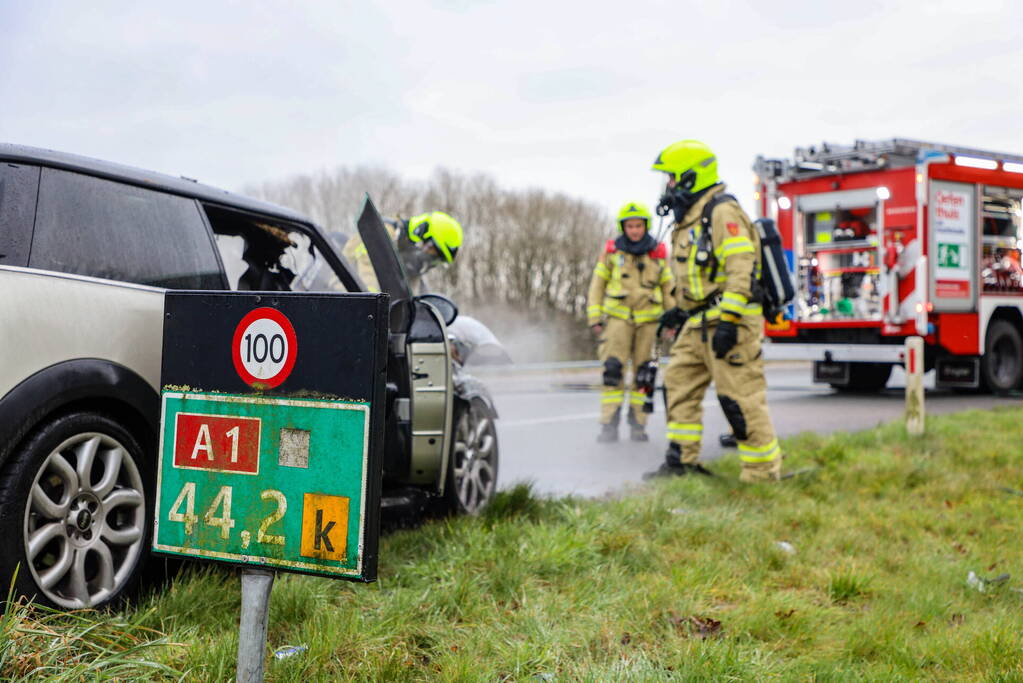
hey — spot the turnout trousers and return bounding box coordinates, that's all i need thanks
[663,315,782,481]
[599,317,658,426]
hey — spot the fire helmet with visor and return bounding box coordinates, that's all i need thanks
[407,211,463,265]
[651,139,720,221]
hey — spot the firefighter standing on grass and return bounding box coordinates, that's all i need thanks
[587,201,674,443]
[646,140,782,482]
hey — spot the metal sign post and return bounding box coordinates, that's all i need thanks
[153,291,388,681]
[237,569,275,683]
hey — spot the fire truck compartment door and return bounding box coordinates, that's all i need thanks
[795,187,886,323]
[928,181,976,313]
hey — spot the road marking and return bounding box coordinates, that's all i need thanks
[502,399,723,427]
[502,413,598,427]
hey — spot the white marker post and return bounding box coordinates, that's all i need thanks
[905,336,925,435]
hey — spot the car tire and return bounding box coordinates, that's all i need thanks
[444,398,498,515]
[981,319,1023,394]
[0,411,153,610]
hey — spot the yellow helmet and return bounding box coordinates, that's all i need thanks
[651,139,719,194]
[408,211,463,263]
[617,201,652,232]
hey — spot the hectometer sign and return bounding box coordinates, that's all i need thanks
[153,291,388,581]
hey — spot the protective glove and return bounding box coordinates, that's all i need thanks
[712,320,738,359]
[659,307,687,328]
[657,307,688,336]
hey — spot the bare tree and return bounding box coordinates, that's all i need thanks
[243,166,613,360]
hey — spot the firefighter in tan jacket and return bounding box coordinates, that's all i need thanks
[646,140,782,482]
[587,201,674,443]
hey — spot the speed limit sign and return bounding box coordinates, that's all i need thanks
[231,307,298,389]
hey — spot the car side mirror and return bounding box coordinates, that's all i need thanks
[388,298,415,334]
[415,293,458,326]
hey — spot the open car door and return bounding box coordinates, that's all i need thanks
[355,196,413,332]
[355,197,454,494]
[355,196,415,480]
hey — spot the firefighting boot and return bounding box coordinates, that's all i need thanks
[628,411,648,442]
[643,443,714,479]
[597,423,619,444]
[739,457,782,483]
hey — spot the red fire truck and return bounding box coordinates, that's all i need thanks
[754,138,1023,393]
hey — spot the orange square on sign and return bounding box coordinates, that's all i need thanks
[300,493,349,561]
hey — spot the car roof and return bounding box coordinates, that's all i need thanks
[0,143,314,226]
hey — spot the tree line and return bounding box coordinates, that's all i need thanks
[244,166,612,360]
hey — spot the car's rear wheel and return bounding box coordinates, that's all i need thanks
[0,412,152,610]
[445,399,498,515]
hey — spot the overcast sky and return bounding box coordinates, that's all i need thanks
[3,0,1021,226]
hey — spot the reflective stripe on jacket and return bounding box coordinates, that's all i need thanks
[587,245,674,325]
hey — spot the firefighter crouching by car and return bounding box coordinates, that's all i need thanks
[647,140,782,482]
[587,201,674,443]
[343,211,463,293]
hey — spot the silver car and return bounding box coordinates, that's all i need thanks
[0,145,499,610]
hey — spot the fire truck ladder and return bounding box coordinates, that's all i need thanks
[757,138,1023,180]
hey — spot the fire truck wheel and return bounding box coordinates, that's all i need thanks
[981,319,1023,394]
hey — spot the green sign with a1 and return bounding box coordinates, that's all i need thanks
[154,291,387,582]
[155,392,371,577]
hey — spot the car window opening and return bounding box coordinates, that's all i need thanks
[204,204,344,292]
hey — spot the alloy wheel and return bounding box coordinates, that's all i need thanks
[23,432,146,609]
[451,403,497,514]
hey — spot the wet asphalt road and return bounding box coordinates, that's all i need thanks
[477,362,1023,498]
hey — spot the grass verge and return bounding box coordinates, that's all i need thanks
[0,579,177,681]
[6,407,1023,680]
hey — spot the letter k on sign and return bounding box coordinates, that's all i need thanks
[300,493,350,561]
